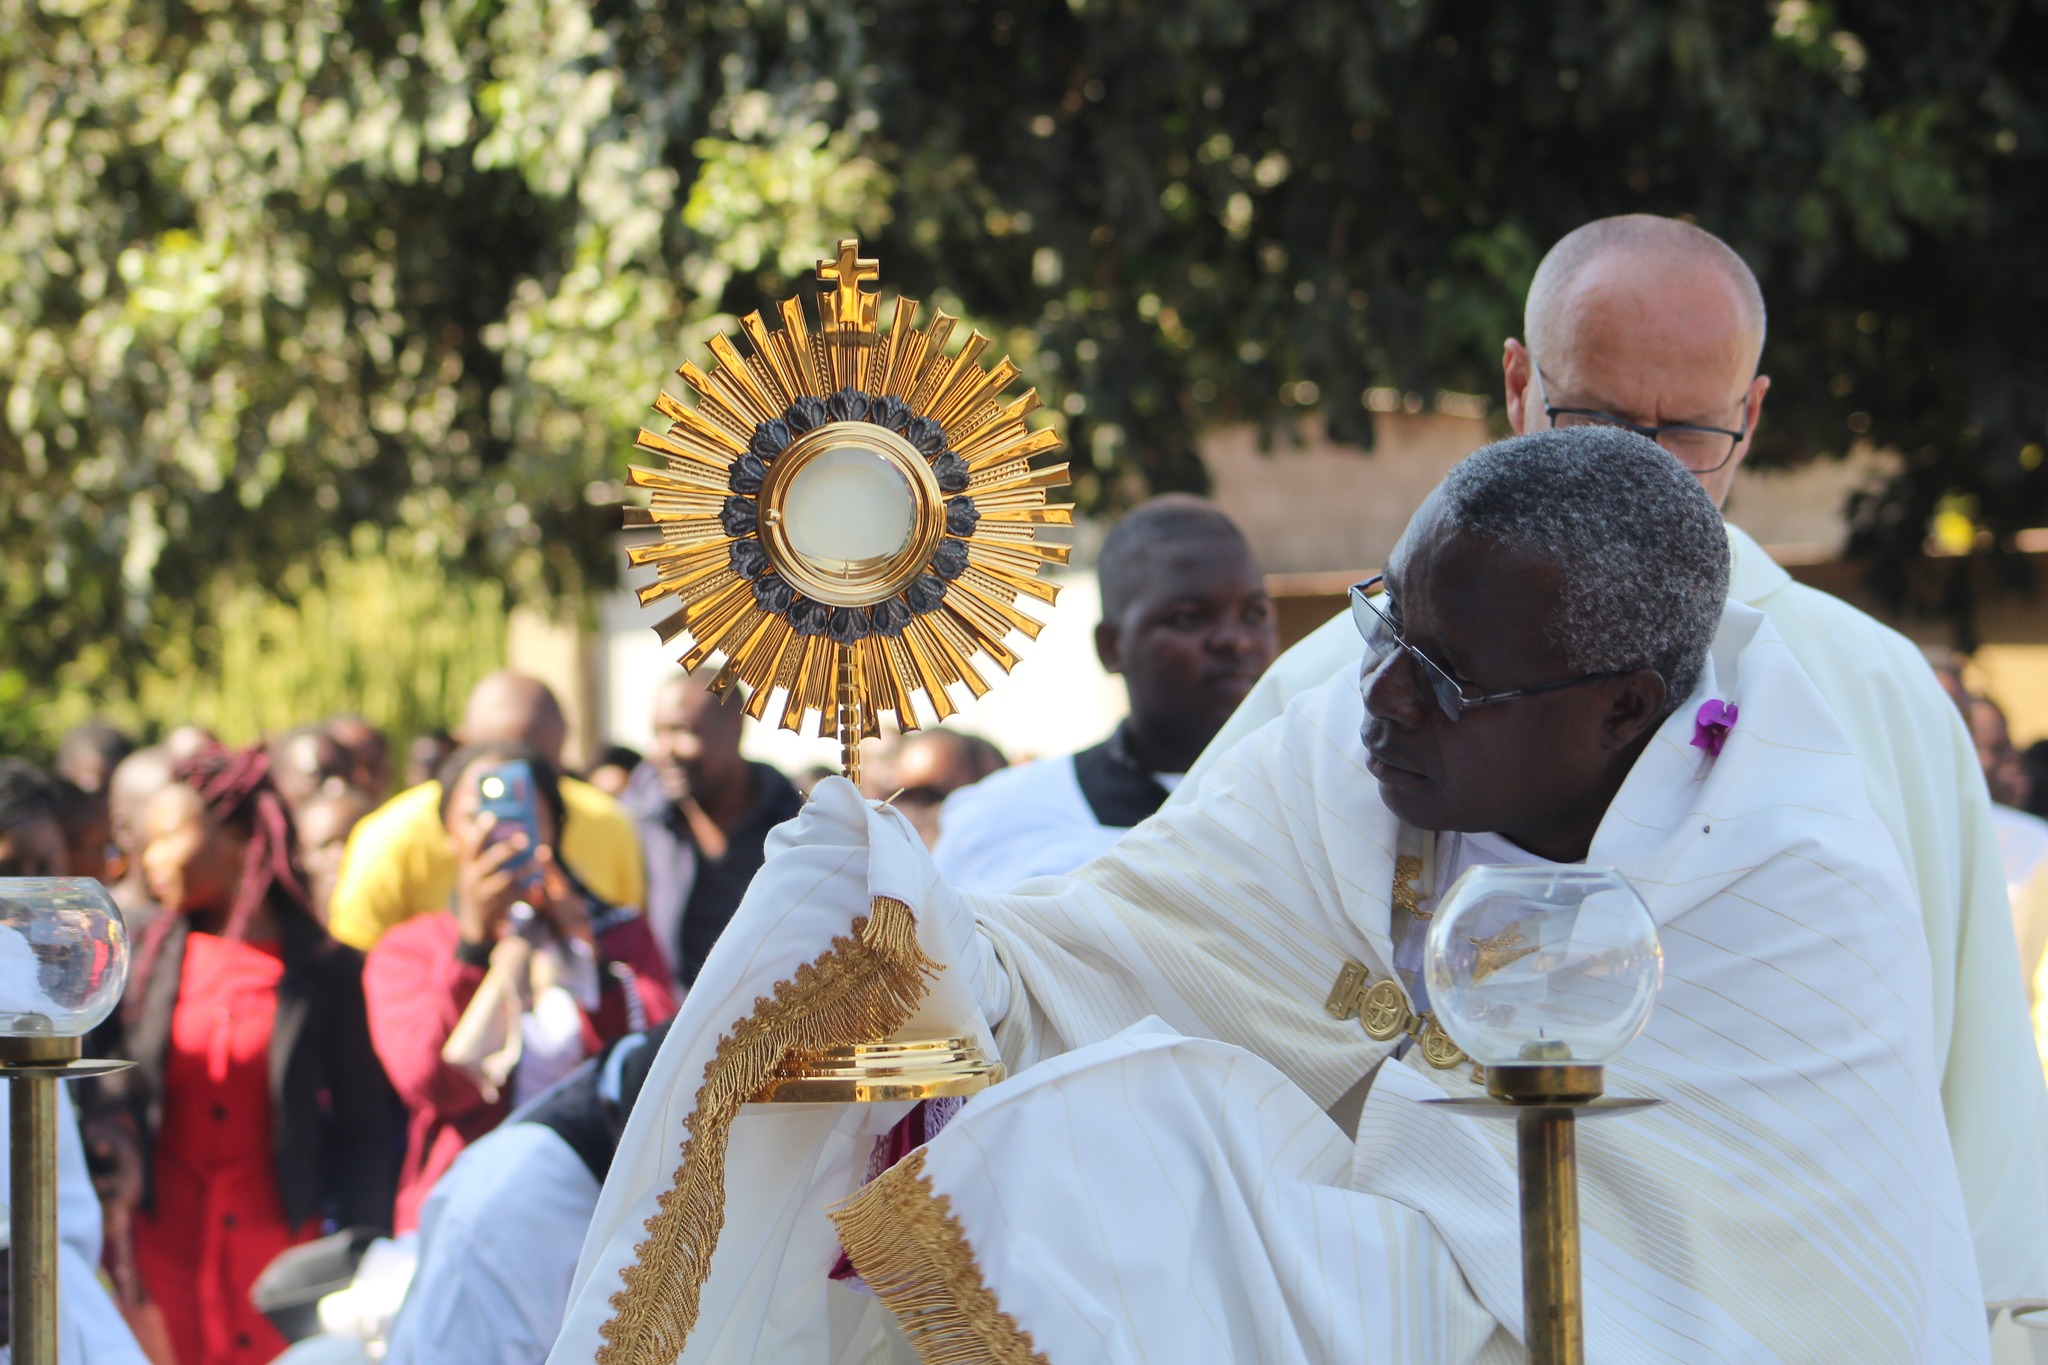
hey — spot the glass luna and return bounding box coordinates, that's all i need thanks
[784,445,916,569]
[0,878,130,1037]
[1423,864,1661,1067]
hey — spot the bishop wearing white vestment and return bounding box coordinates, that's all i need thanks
[552,429,1986,1364]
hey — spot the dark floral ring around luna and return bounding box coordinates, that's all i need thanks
[718,384,979,643]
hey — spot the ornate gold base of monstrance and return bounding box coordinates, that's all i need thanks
[747,1036,1007,1104]
[625,239,1067,1104]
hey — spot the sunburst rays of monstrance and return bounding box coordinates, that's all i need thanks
[624,239,1068,1102]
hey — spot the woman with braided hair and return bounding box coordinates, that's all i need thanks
[105,743,400,1365]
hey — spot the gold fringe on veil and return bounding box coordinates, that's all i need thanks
[595,896,939,1363]
[830,1148,1050,1365]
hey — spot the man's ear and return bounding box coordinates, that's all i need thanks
[1502,338,1536,436]
[1735,373,1771,463]
[1603,670,1670,750]
[1094,619,1124,675]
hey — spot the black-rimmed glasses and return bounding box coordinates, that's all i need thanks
[1532,356,1749,474]
[1348,575,1633,722]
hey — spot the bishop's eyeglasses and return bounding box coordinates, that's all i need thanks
[1531,356,1750,474]
[1348,575,1630,722]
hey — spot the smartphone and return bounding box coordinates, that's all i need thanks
[475,760,544,893]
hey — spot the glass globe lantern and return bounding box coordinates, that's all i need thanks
[1423,864,1661,1073]
[2,877,133,1365]
[0,878,129,1040]
[1420,864,1661,1365]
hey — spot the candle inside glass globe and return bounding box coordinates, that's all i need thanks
[784,446,916,568]
[0,878,129,1037]
[1422,864,1661,1067]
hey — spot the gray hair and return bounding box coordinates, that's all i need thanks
[1526,215,1767,370]
[1433,426,1729,711]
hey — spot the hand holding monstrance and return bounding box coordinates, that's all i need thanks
[624,239,1070,1101]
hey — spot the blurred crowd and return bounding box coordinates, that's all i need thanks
[0,493,1280,1365]
[1927,652,2048,1054]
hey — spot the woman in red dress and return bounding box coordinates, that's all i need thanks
[120,745,400,1365]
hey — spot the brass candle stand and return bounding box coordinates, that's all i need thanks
[625,239,1066,1105]
[1417,863,1666,1365]
[0,1037,132,1365]
[1426,1063,1661,1364]
[0,877,134,1365]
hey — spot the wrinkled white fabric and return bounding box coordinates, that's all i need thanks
[906,1021,1513,1364]
[387,1123,600,1365]
[548,792,990,1365]
[1177,523,2048,1309]
[557,601,1986,1362]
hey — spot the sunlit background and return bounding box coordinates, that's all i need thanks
[4,0,2043,765]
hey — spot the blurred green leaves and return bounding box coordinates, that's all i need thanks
[1,527,509,761]
[1,0,883,714]
[683,91,891,298]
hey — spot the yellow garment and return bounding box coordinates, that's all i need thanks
[326,776,646,952]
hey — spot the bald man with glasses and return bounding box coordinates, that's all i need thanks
[1182,213,2048,1318]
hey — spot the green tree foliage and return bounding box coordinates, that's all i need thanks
[4,0,2042,710]
[859,0,2046,618]
[0,530,507,761]
[1,0,884,712]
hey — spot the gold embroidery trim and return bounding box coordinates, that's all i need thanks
[830,1148,1051,1365]
[594,896,940,1364]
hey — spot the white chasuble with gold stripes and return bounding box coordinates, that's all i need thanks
[551,602,1987,1364]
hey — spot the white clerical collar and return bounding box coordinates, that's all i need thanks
[1462,830,1565,866]
[1724,522,1791,607]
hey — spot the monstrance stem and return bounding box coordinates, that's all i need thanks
[836,643,861,787]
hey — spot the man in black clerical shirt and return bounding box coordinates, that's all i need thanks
[932,495,1279,892]
[621,675,802,987]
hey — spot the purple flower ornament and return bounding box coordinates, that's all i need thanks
[1690,699,1738,757]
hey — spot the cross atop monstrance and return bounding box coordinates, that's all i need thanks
[817,240,880,333]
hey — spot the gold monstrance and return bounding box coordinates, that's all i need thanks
[624,239,1069,1102]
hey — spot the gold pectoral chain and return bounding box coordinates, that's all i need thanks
[1323,962,1475,1076]
[1325,855,1485,1081]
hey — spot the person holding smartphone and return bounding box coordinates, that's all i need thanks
[362,741,677,1233]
